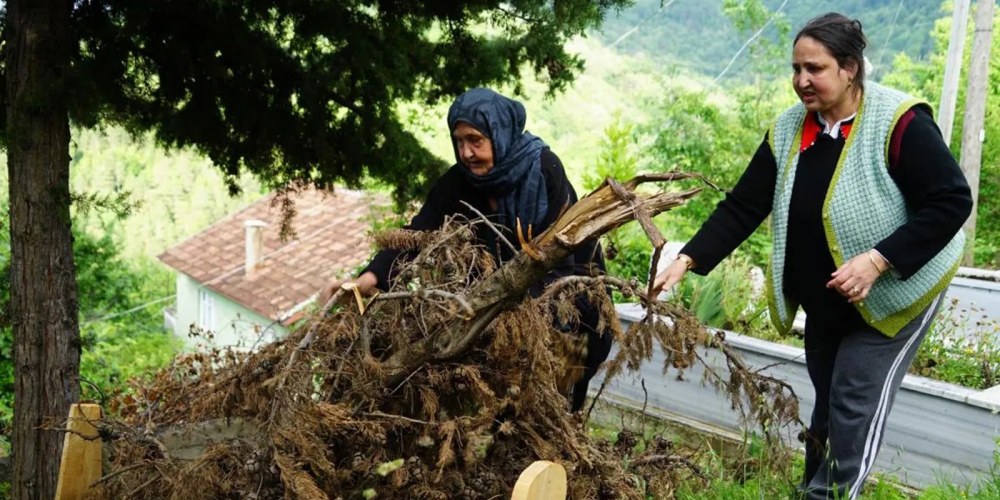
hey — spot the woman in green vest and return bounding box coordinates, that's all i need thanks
[651,13,972,500]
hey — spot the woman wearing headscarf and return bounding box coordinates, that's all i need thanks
[321,88,611,412]
[651,13,971,500]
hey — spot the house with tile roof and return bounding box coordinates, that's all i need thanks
[157,187,383,348]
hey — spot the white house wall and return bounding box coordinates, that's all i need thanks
[174,273,200,339]
[174,272,289,350]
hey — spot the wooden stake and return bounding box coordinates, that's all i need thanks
[511,461,567,500]
[55,403,102,500]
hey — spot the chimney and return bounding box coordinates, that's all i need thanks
[244,220,267,277]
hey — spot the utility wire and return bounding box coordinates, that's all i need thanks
[608,0,679,49]
[82,296,174,325]
[711,0,791,86]
[877,0,906,69]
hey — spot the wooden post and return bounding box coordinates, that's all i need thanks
[960,0,996,265]
[511,461,567,500]
[54,404,102,500]
[938,0,971,145]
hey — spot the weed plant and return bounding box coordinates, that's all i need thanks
[912,300,1000,390]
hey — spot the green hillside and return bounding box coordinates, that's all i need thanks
[595,0,948,81]
[0,0,992,268]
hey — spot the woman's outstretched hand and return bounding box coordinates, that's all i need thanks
[650,255,693,298]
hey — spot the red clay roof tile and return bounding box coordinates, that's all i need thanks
[157,187,384,321]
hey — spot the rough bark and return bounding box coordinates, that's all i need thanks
[6,1,80,499]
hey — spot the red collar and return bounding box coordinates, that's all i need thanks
[801,112,853,152]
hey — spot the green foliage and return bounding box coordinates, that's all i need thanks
[68,126,266,261]
[583,114,651,291]
[0,205,13,432]
[80,313,181,402]
[71,190,140,221]
[603,225,654,285]
[583,113,639,190]
[721,0,792,79]
[881,7,1000,267]
[77,258,180,401]
[589,0,790,325]
[67,227,181,399]
[636,0,793,270]
[0,223,179,431]
[596,0,946,82]
[586,403,980,500]
[672,252,771,335]
[0,0,634,208]
[665,431,996,500]
[74,230,144,318]
[914,442,1000,499]
[638,83,782,266]
[911,300,1000,389]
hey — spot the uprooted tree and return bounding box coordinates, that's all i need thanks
[83,174,803,500]
[2,1,633,498]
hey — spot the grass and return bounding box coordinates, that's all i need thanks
[587,401,1000,499]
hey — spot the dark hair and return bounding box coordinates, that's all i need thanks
[795,13,868,93]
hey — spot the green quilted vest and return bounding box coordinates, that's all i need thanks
[767,82,963,337]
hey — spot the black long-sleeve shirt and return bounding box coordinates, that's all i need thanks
[681,106,972,321]
[364,149,605,296]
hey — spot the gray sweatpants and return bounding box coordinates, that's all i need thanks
[799,293,944,500]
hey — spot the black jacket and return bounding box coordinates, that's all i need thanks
[681,106,972,322]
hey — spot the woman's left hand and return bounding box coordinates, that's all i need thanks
[826,252,883,304]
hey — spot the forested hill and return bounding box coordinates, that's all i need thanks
[595,0,946,80]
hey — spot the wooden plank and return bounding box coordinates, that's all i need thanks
[55,403,102,500]
[511,460,567,500]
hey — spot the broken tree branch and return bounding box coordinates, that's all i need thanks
[631,454,706,478]
[618,171,724,192]
[606,177,665,248]
[459,200,517,253]
[375,289,475,318]
[270,287,351,423]
[541,275,644,302]
[91,461,155,487]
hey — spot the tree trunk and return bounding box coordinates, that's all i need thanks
[6,1,79,499]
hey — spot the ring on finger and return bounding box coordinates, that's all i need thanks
[849,286,860,296]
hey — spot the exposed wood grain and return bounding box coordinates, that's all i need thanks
[55,404,103,500]
[511,461,567,500]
